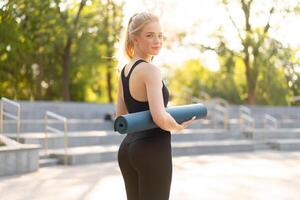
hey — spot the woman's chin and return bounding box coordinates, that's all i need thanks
[150,50,161,55]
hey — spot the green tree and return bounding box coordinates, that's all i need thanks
[192,0,300,105]
[169,59,242,104]
[0,0,60,100]
[0,0,124,102]
[220,0,300,104]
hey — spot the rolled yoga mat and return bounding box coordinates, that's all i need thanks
[114,103,207,134]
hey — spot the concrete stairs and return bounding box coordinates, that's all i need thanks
[267,139,300,151]
[4,129,253,166]
[39,157,60,167]
[0,135,40,176]
[242,128,300,140]
[44,145,119,165]
[6,128,300,166]
[7,131,123,167]
[36,140,255,165]
[172,140,254,156]
[242,128,300,151]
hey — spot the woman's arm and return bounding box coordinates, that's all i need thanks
[143,64,194,132]
[115,76,128,117]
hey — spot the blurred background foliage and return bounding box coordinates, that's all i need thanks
[0,0,300,105]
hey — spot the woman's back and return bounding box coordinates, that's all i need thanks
[121,59,169,113]
[120,59,170,142]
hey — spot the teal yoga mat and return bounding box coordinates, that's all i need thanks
[114,103,207,134]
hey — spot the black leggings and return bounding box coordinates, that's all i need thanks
[118,134,172,200]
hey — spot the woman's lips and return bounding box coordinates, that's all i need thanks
[152,47,160,50]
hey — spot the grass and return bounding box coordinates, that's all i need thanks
[0,142,5,146]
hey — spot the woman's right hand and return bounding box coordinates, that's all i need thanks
[175,116,196,132]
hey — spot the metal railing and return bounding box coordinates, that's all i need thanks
[208,98,229,129]
[239,106,255,131]
[263,114,278,129]
[239,105,251,116]
[0,97,21,142]
[45,111,68,165]
[214,104,229,129]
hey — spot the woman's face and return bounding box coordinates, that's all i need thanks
[133,21,163,56]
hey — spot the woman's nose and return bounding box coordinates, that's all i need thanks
[153,36,161,43]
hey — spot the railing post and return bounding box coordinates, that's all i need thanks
[239,106,255,132]
[224,111,229,129]
[64,118,68,165]
[211,98,229,129]
[45,111,68,165]
[263,114,278,129]
[16,104,20,142]
[44,114,48,156]
[0,97,21,140]
[0,100,3,134]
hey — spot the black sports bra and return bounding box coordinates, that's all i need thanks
[121,59,169,113]
[120,59,171,142]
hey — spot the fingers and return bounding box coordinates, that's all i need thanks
[186,116,196,124]
[182,121,191,127]
[181,116,196,127]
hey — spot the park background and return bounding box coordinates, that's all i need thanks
[1,0,300,106]
[1,1,300,199]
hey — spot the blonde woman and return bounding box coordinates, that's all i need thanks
[116,12,195,200]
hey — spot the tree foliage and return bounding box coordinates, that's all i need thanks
[0,0,123,102]
[189,0,300,105]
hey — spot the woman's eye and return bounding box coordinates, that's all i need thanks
[146,34,163,39]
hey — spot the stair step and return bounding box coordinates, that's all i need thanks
[172,140,255,156]
[244,129,300,140]
[7,131,125,149]
[7,129,231,139]
[7,130,300,167]
[7,129,236,149]
[172,129,239,141]
[47,145,119,165]
[39,158,59,167]
[267,139,300,151]
[45,140,256,165]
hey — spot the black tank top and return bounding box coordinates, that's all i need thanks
[121,59,170,142]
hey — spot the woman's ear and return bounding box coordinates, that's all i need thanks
[132,35,138,44]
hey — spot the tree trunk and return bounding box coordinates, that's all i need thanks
[244,59,258,104]
[62,36,72,101]
[58,0,86,101]
[106,65,113,102]
[104,0,114,103]
[242,0,257,105]
[247,86,256,105]
[36,63,43,100]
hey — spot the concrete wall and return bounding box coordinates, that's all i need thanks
[0,135,40,177]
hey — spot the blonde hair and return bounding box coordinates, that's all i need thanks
[124,12,159,59]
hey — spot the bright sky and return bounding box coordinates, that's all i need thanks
[116,0,300,71]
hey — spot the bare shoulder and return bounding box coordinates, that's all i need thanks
[139,62,162,79]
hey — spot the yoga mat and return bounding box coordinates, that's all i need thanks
[114,103,207,134]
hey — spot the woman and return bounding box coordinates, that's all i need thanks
[116,12,195,200]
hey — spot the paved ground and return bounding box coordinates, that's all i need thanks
[1,151,300,200]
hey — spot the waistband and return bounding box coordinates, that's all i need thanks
[124,128,170,144]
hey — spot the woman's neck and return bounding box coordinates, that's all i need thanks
[132,53,152,63]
